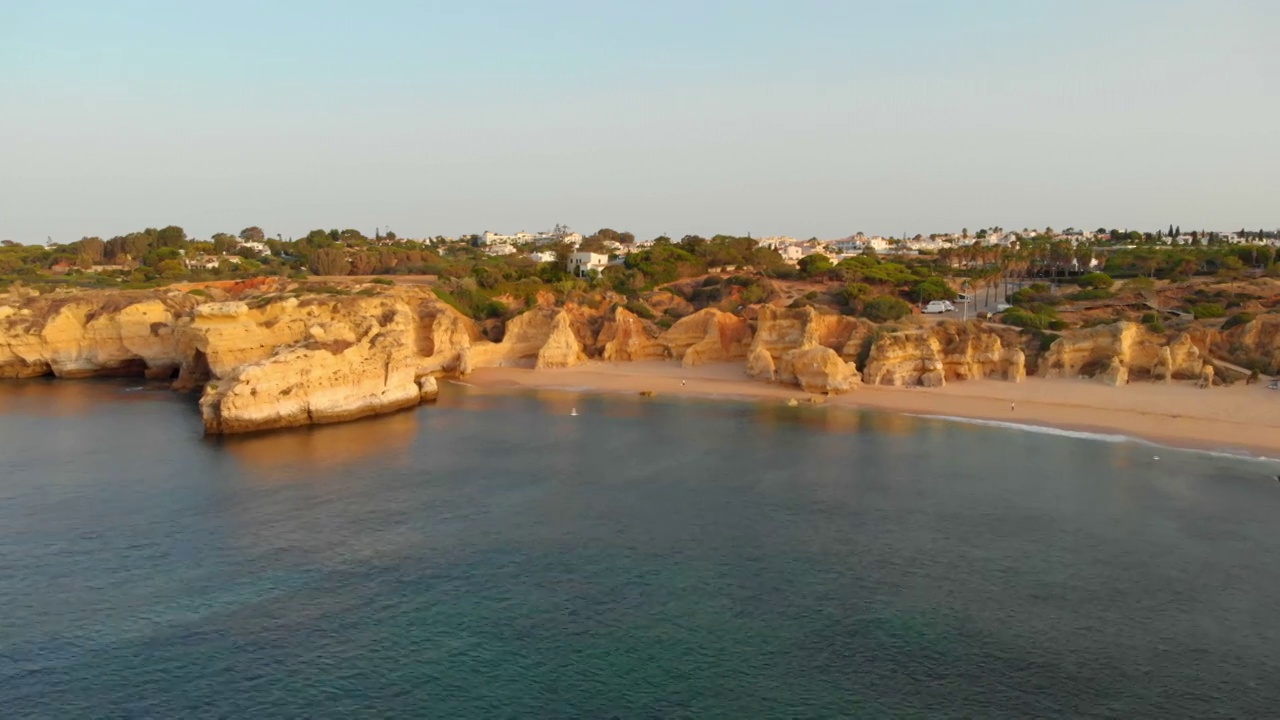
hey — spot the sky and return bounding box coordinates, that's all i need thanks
[2,0,1277,243]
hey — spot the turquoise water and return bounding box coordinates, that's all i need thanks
[2,379,1279,718]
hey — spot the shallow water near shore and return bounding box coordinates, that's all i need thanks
[2,379,1280,718]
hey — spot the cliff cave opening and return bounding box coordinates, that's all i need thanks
[181,350,211,388]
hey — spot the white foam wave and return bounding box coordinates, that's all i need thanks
[904,413,1279,463]
[905,413,1140,444]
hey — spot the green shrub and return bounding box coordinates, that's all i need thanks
[1002,307,1050,330]
[836,282,873,307]
[1190,303,1225,319]
[1147,320,1166,334]
[1010,283,1059,307]
[1140,312,1157,324]
[861,295,912,322]
[624,301,656,321]
[1222,312,1255,331]
[912,277,956,302]
[1038,331,1060,352]
[370,277,395,286]
[1076,272,1114,290]
[1047,319,1069,331]
[856,329,885,367]
[1066,288,1114,301]
[1124,276,1155,292]
[739,282,770,305]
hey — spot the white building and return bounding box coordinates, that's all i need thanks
[185,254,241,270]
[236,240,271,256]
[567,252,609,277]
[777,245,805,262]
[530,250,557,263]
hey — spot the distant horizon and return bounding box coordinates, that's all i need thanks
[6,222,1280,247]
[4,1,1278,243]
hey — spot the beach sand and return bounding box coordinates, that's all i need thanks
[468,361,1280,457]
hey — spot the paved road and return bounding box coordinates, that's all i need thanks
[927,281,1047,319]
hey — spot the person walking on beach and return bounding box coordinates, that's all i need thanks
[1011,402,1016,412]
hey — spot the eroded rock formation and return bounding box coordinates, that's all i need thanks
[1039,322,1204,384]
[862,324,1025,387]
[3,284,1265,435]
[0,291,198,379]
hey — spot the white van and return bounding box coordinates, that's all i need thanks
[923,300,955,314]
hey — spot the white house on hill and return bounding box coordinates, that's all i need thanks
[567,252,609,277]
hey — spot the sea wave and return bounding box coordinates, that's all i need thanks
[904,413,1279,463]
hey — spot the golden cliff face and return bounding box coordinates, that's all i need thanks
[0,291,198,379]
[1038,322,1204,385]
[863,323,1026,387]
[661,308,752,368]
[1214,316,1280,374]
[745,306,867,393]
[200,294,425,434]
[599,307,667,362]
[4,284,1261,435]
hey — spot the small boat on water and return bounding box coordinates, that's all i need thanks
[570,408,578,416]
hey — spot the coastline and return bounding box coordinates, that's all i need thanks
[467,361,1280,459]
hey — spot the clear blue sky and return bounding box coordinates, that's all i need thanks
[2,0,1277,243]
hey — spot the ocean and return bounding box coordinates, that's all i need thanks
[1,379,1278,718]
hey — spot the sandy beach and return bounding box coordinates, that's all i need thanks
[468,361,1280,457]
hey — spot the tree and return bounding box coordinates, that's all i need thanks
[309,248,350,276]
[239,226,265,243]
[212,233,238,254]
[1076,272,1113,290]
[861,295,912,322]
[912,277,955,302]
[75,237,105,264]
[155,225,187,249]
[797,253,833,278]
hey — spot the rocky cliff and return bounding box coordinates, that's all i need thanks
[744,306,870,393]
[661,308,753,368]
[598,307,667,362]
[1213,315,1280,375]
[200,294,426,434]
[3,284,1266,435]
[0,290,198,379]
[862,323,1025,387]
[1039,322,1204,385]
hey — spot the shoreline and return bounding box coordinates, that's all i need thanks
[467,361,1280,459]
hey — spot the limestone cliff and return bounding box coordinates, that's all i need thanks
[1039,322,1204,385]
[200,294,425,434]
[0,291,198,379]
[660,308,752,368]
[1214,316,1280,374]
[861,323,1024,387]
[599,307,667,362]
[787,346,861,394]
[740,306,874,392]
[463,307,587,370]
[863,330,947,387]
[749,305,865,362]
[4,284,1261,436]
